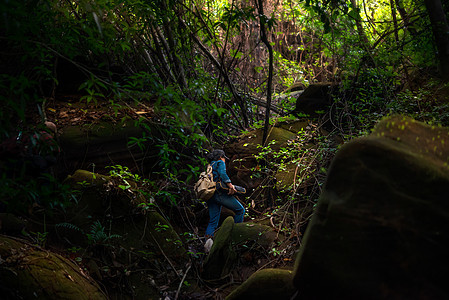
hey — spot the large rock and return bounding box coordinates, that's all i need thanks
[52,170,186,298]
[225,268,295,300]
[0,235,107,299]
[293,115,449,299]
[202,217,278,280]
[58,120,158,174]
[62,170,187,259]
[224,120,310,190]
[293,83,334,116]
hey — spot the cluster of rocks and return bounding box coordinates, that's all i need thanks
[2,113,449,299]
[226,115,449,299]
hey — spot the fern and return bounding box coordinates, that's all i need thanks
[87,220,121,245]
[56,222,83,232]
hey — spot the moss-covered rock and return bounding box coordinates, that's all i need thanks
[371,115,449,165]
[0,235,107,299]
[202,217,278,280]
[63,170,186,257]
[56,170,187,298]
[224,121,310,190]
[293,82,334,116]
[231,223,277,247]
[274,162,298,189]
[63,169,133,223]
[116,210,187,260]
[225,268,295,300]
[58,120,157,174]
[66,169,112,187]
[292,115,449,299]
[202,217,235,280]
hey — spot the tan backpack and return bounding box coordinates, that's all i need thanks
[194,164,216,201]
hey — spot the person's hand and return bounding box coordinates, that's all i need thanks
[227,183,237,195]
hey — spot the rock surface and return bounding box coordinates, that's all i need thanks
[56,170,186,298]
[63,169,187,258]
[293,115,449,299]
[224,120,310,190]
[0,235,107,299]
[202,217,278,280]
[294,83,334,116]
[58,121,157,174]
[226,268,295,300]
[226,115,449,299]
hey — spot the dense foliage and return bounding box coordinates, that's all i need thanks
[1,0,449,296]
[0,0,448,232]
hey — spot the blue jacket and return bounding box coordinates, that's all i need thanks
[211,160,231,184]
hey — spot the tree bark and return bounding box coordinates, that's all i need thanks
[423,0,449,81]
[394,0,418,36]
[257,0,274,146]
[390,0,399,43]
[161,0,188,88]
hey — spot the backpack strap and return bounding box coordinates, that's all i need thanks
[206,164,214,181]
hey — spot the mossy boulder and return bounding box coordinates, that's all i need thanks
[52,170,186,298]
[202,217,236,280]
[202,217,278,280]
[66,169,112,186]
[224,120,309,190]
[0,235,107,299]
[58,120,158,174]
[371,115,449,164]
[273,162,297,190]
[225,268,295,300]
[62,169,186,259]
[231,222,277,247]
[64,169,140,219]
[293,82,334,116]
[116,210,187,260]
[292,115,449,299]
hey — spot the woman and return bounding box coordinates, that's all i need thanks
[205,149,245,238]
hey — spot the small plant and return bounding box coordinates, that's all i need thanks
[107,164,141,181]
[77,180,90,188]
[31,231,48,247]
[87,220,121,245]
[78,74,106,106]
[107,165,140,191]
[67,246,82,253]
[55,222,83,233]
[270,247,283,257]
[154,222,169,232]
[137,201,156,212]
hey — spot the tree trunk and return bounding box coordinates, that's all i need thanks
[257,0,274,146]
[424,0,449,81]
[390,0,399,43]
[394,0,418,36]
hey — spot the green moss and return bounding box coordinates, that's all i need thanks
[232,223,277,247]
[202,217,236,279]
[372,115,449,165]
[226,268,295,300]
[291,116,449,298]
[65,169,110,187]
[0,235,107,299]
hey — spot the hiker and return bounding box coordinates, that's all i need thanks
[205,149,245,239]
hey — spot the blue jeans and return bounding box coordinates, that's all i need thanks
[205,190,245,237]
